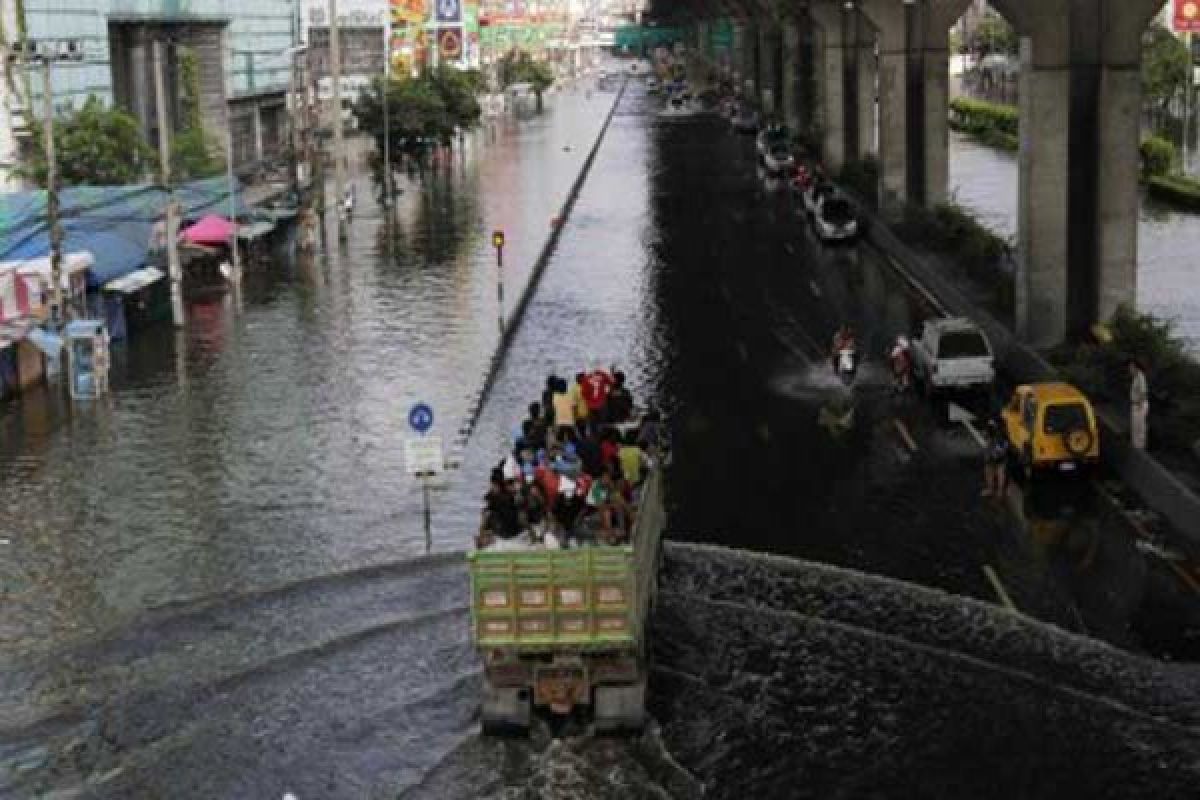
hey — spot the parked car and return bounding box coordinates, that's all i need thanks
[1001,382,1100,480]
[910,317,995,397]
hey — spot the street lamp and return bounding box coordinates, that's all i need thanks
[7,38,84,331]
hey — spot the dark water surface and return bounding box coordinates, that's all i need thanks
[3,79,1199,798]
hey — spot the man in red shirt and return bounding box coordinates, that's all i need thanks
[581,367,614,423]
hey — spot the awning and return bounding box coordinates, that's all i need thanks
[0,317,37,351]
[103,266,165,295]
[182,215,236,247]
[1,252,95,288]
[236,220,275,241]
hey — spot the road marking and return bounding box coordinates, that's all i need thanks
[961,419,987,449]
[893,419,918,453]
[736,341,749,362]
[982,565,1018,613]
[808,280,821,298]
[784,243,794,255]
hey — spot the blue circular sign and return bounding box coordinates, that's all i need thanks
[408,402,434,434]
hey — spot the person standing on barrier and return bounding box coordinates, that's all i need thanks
[1129,359,1149,451]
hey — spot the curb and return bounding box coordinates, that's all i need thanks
[862,207,1200,548]
[454,79,630,452]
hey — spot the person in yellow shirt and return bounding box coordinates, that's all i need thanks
[618,430,652,489]
[570,371,589,432]
[551,377,576,441]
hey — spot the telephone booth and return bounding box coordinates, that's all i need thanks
[65,319,110,399]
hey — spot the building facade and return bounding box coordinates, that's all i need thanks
[1,0,301,187]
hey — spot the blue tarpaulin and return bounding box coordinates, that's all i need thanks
[0,178,250,288]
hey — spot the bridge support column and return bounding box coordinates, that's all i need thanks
[920,1,972,209]
[860,0,912,214]
[1016,34,1070,346]
[758,26,778,116]
[782,21,801,132]
[811,3,854,172]
[855,12,877,160]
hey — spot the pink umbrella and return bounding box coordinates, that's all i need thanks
[181,214,236,247]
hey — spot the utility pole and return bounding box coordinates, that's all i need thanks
[152,39,185,327]
[328,0,348,241]
[42,57,64,329]
[382,22,393,212]
[225,116,242,282]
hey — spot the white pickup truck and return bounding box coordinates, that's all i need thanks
[911,317,995,397]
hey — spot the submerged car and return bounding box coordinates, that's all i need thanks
[812,193,859,243]
[1002,382,1100,479]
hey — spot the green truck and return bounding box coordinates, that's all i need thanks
[467,468,666,733]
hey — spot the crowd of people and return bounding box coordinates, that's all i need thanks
[476,367,665,551]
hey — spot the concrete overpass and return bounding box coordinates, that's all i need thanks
[657,0,1166,347]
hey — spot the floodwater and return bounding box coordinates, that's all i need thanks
[948,131,1200,349]
[3,76,1200,798]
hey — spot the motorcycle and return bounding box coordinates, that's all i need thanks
[835,346,858,385]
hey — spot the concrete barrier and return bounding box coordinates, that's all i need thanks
[457,79,629,445]
[863,211,1200,548]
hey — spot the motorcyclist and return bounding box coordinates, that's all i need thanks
[831,325,858,373]
[889,335,913,393]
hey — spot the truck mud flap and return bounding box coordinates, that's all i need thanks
[481,684,531,735]
[593,679,646,734]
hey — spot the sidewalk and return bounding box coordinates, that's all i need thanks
[859,207,1200,549]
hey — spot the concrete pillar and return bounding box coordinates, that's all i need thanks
[759,26,776,115]
[782,21,801,132]
[854,12,877,160]
[921,0,973,208]
[811,3,851,172]
[860,0,911,214]
[734,22,755,98]
[1094,2,1163,323]
[1016,35,1070,346]
[253,104,265,166]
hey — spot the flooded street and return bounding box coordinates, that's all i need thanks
[3,78,1200,798]
[948,131,1200,349]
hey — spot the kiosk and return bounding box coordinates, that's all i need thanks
[65,320,110,399]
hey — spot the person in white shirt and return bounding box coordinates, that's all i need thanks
[1129,359,1149,450]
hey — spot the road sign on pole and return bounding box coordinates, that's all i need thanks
[408,402,435,434]
[405,435,444,475]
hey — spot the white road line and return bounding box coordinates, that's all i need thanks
[893,419,918,453]
[982,565,1018,613]
[808,280,821,298]
[961,419,987,449]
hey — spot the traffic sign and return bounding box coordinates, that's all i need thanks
[405,436,444,475]
[408,402,434,434]
[492,229,505,249]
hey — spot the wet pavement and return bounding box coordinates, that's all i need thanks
[948,130,1200,349]
[3,76,1200,798]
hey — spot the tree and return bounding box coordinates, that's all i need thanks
[971,12,1017,57]
[354,68,482,195]
[23,96,154,187]
[171,49,224,181]
[1143,22,1191,137]
[497,50,555,111]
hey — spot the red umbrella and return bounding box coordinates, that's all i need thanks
[181,214,236,247]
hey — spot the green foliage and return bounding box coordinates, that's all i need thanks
[838,157,879,210]
[354,68,481,195]
[894,201,1012,312]
[171,125,224,182]
[970,12,1017,56]
[170,48,225,181]
[497,50,555,98]
[1147,173,1200,210]
[1054,307,1200,455]
[1140,136,1177,178]
[24,96,154,187]
[1142,23,1191,120]
[949,97,1019,151]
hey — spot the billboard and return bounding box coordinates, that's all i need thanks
[1175,0,1200,33]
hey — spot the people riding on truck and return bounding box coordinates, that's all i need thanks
[476,365,657,550]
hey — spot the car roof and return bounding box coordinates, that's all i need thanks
[1018,382,1089,403]
[926,316,982,332]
